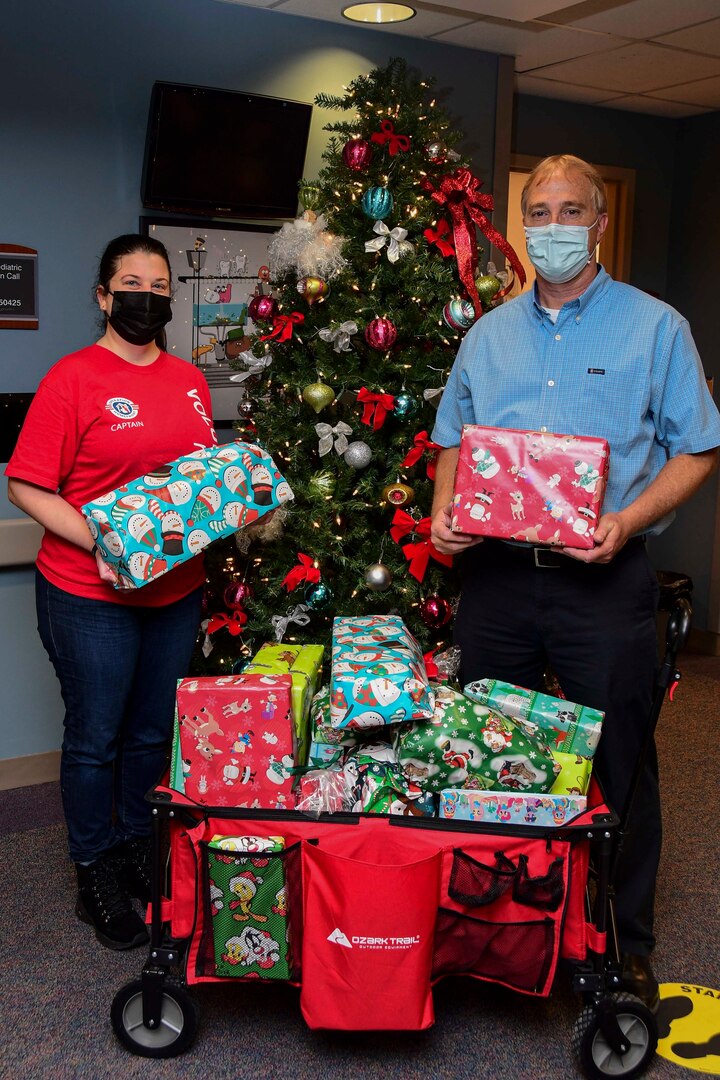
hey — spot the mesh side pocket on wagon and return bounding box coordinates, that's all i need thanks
[432,908,556,994]
[448,849,518,907]
[195,840,302,981]
[512,854,565,912]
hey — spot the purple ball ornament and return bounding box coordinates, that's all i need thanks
[342,138,374,172]
[442,298,476,332]
[365,316,397,351]
[248,294,278,323]
[419,594,453,629]
[223,581,254,610]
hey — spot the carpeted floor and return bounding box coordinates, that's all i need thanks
[0,654,717,1079]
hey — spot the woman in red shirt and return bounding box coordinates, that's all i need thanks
[6,234,216,950]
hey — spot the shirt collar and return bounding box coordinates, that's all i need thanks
[531,264,611,321]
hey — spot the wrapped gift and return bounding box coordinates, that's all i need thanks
[463,678,604,760]
[174,674,296,808]
[307,685,367,768]
[82,440,293,589]
[439,790,586,826]
[207,842,291,979]
[243,643,324,766]
[451,425,609,548]
[330,615,435,730]
[344,742,435,817]
[395,686,560,795]
[549,749,593,797]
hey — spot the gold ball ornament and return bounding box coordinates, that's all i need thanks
[302,381,336,414]
[297,275,329,306]
[475,273,503,306]
[381,482,415,508]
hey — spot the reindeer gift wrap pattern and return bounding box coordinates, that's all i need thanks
[242,643,324,767]
[174,674,296,808]
[438,790,587,826]
[451,425,609,549]
[395,686,561,795]
[329,615,435,730]
[82,440,293,589]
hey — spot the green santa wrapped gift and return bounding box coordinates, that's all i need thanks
[395,686,560,795]
[344,743,435,817]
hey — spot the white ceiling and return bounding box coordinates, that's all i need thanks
[218,0,720,117]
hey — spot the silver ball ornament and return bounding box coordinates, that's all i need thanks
[364,563,393,592]
[344,441,372,469]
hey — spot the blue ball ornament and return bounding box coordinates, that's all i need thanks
[443,298,476,331]
[304,581,334,611]
[361,185,394,220]
[394,391,420,420]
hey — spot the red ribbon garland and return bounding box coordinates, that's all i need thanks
[428,168,526,318]
[423,649,439,680]
[207,609,247,636]
[423,218,455,257]
[371,119,411,156]
[401,430,442,481]
[389,509,453,582]
[357,387,396,431]
[282,553,321,592]
[260,312,304,342]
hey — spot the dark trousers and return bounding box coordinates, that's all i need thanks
[454,539,661,955]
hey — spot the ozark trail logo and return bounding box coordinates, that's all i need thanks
[327,927,352,949]
[105,397,140,419]
[326,927,421,951]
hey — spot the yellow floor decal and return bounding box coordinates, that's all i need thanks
[656,983,720,1075]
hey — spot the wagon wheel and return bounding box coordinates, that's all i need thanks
[572,992,657,1079]
[111,979,197,1058]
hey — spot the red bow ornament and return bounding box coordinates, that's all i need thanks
[206,609,247,636]
[282,553,321,592]
[390,509,453,582]
[429,168,526,317]
[423,218,455,257]
[260,312,304,342]
[371,119,411,156]
[401,430,442,480]
[357,387,396,431]
[423,649,439,681]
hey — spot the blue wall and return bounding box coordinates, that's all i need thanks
[1,0,500,760]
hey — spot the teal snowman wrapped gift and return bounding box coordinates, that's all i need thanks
[463,677,604,760]
[395,686,561,794]
[329,615,435,731]
[82,440,293,590]
[307,684,368,767]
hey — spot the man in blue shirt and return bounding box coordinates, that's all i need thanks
[431,154,720,1009]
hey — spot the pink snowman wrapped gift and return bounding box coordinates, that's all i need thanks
[82,440,293,589]
[452,425,609,549]
[329,615,435,731]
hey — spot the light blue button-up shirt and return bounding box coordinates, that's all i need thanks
[432,267,720,534]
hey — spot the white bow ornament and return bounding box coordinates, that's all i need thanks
[364,220,413,263]
[315,421,353,457]
[319,321,358,353]
[271,604,311,642]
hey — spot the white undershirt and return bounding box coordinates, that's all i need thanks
[543,307,561,323]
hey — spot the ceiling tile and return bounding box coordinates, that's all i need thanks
[215,0,279,7]
[533,41,720,92]
[420,0,597,18]
[654,17,720,57]
[432,20,628,67]
[514,73,615,103]
[645,73,720,107]
[599,94,714,117]
[568,0,720,39]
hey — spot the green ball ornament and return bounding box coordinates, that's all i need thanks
[361,186,394,220]
[298,180,323,211]
[309,470,337,497]
[364,562,393,592]
[302,381,335,414]
[394,391,419,420]
[305,581,334,611]
[475,273,503,306]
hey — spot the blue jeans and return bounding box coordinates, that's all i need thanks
[36,571,203,863]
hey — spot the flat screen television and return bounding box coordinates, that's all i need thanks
[142,82,312,219]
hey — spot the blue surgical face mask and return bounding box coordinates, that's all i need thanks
[524,219,598,285]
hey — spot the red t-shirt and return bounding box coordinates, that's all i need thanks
[6,344,217,606]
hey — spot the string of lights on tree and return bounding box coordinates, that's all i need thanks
[193,57,523,672]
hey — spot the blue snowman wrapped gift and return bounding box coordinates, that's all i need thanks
[82,440,293,589]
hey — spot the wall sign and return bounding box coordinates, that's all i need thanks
[0,244,38,329]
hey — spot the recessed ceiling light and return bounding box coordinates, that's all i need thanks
[342,4,417,24]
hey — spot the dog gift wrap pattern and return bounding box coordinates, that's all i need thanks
[175,674,296,808]
[82,440,293,589]
[451,425,609,548]
[242,643,324,767]
[395,686,561,794]
[330,615,435,730]
[463,678,604,761]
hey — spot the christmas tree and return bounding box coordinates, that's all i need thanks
[194,57,523,671]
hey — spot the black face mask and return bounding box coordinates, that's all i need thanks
[107,290,172,346]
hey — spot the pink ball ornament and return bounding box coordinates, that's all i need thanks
[342,138,374,172]
[419,594,453,629]
[223,581,253,610]
[364,316,397,351]
[248,294,278,323]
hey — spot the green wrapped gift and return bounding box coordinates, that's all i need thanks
[207,839,291,980]
[345,743,435,817]
[243,643,324,766]
[396,686,560,795]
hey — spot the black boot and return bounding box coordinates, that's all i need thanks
[111,835,152,906]
[75,856,149,950]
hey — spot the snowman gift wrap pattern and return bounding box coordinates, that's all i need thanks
[82,440,293,589]
[395,685,561,795]
[329,615,435,731]
[451,425,609,549]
